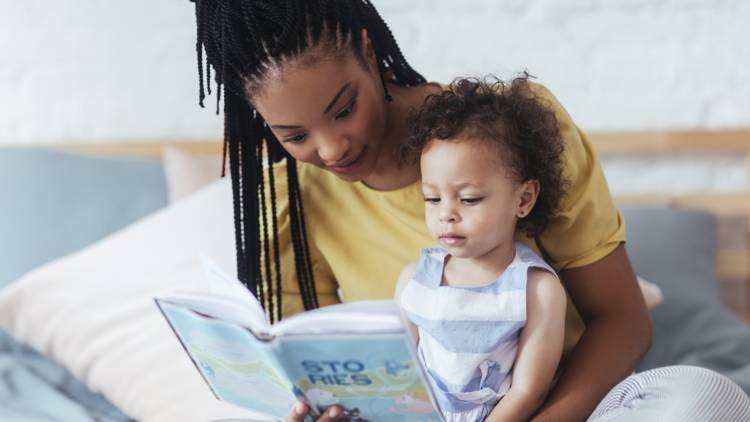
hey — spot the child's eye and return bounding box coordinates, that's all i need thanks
[283,133,307,144]
[335,99,356,120]
[423,197,440,204]
[461,197,483,204]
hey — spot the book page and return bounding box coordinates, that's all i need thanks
[156,301,295,419]
[271,300,403,336]
[199,253,267,322]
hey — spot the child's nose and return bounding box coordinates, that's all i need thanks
[439,205,459,223]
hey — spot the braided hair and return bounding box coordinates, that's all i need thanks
[192,0,425,322]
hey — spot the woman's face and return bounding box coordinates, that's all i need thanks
[250,49,389,183]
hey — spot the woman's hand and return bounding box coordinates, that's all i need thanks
[284,401,346,422]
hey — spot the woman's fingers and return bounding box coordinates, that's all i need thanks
[284,401,309,422]
[284,402,345,422]
[315,405,345,421]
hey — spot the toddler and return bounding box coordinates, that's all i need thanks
[396,76,568,422]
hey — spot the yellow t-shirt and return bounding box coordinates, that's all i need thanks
[264,82,626,361]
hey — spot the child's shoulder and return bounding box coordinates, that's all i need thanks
[525,267,566,309]
[394,260,419,299]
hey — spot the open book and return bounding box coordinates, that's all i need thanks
[154,256,443,421]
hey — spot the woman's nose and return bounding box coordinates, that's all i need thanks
[317,135,350,164]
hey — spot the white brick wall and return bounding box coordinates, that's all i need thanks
[1,0,748,191]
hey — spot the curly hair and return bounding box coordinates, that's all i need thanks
[403,75,568,238]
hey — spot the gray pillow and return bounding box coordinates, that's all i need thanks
[0,148,167,288]
[622,206,750,393]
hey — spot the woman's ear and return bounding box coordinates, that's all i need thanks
[516,180,540,218]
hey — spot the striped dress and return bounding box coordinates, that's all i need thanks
[399,242,556,422]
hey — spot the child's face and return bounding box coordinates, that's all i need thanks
[420,137,536,259]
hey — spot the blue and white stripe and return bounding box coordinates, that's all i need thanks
[400,243,556,421]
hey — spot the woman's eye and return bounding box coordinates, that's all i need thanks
[283,133,307,144]
[461,197,483,204]
[335,100,356,120]
[424,197,440,204]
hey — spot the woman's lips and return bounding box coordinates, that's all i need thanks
[439,235,466,247]
[328,148,366,174]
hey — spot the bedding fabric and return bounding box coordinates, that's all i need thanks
[0,330,131,422]
[623,206,750,394]
[0,147,168,421]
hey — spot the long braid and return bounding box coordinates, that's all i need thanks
[256,116,270,316]
[288,161,317,309]
[192,0,425,320]
[285,159,314,312]
[225,91,250,293]
[294,176,318,308]
[195,1,206,107]
[265,127,283,321]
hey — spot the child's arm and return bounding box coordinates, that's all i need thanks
[394,262,420,345]
[486,268,566,422]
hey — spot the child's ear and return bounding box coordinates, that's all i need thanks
[516,180,540,218]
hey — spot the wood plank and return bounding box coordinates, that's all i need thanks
[589,129,750,154]
[716,252,750,280]
[49,140,222,159]
[41,129,750,157]
[615,193,750,216]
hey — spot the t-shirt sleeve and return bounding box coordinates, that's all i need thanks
[531,83,627,270]
[260,162,340,319]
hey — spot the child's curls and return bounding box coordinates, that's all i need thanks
[403,74,569,238]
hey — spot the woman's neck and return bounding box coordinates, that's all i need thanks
[361,82,440,191]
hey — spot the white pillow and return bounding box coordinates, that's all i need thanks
[638,276,664,309]
[162,145,224,204]
[0,178,268,422]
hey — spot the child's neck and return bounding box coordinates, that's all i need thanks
[442,240,517,288]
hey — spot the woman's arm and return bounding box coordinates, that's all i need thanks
[530,243,653,422]
[486,269,566,422]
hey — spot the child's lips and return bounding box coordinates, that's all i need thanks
[439,234,466,246]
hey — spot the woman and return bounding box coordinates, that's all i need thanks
[190,1,750,421]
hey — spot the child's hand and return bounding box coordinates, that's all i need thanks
[285,401,347,422]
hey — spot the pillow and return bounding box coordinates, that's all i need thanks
[0,178,267,422]
[637,276,663,309]
[0,147,167,289]
[162,145,223,204]
[622,206,750,394]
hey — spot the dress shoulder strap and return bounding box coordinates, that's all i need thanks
[411,247,447,288]
[515,241,558,278]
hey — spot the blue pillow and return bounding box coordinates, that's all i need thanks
[0,147,167,288]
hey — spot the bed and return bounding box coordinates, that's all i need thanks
[0,130,748,421]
